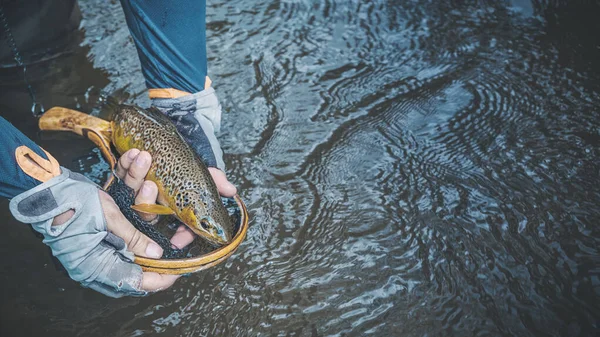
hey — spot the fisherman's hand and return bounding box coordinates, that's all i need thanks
[151,88,237,197]
[114,149,198,246]
[9,149,183,298]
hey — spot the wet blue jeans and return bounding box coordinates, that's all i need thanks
[119,0,208,93]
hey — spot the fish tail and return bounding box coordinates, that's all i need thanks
[100,93,125,121]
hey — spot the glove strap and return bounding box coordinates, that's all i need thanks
[15,145,60,183]
[148,76,212,99]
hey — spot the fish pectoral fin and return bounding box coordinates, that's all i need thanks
[131,204,176,215]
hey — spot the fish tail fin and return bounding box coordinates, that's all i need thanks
[99,88,131,121]
[101,94,124,122]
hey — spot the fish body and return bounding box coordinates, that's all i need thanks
[111,105,233,245]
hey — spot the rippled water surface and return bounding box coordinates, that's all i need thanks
[1,0,600,336]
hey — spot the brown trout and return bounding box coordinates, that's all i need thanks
[109,105,234,245]
[38,104,234,246]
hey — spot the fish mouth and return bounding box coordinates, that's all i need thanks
[205,230,231,246]
[191,217,232,246]
[192,229,230,246]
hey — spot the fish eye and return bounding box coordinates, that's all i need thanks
[200,220,210,231]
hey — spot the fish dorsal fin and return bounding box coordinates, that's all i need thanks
[145,106,176,125]
[127,105,180,135]
[131,203,176,215]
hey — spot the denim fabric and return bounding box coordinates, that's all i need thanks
[119,0,207,93]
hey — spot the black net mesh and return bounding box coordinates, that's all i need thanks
[106,178,187,259]
[106,178,242,260]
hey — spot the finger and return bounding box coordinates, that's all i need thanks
[141,272,180,292]
[135,181,159,222]
[52,209,75,226]
[115,149,140,180]
[124,151,152,194]
[99,191,163,259]
[170,225,196,249]
[208,167,237,197]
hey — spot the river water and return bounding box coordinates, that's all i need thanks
[1,0,599,336]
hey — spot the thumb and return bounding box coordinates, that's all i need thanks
[99,191,164,259]
[208,167,237,197]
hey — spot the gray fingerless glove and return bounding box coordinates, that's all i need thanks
[9,167,146,298]
[152,87,225,170]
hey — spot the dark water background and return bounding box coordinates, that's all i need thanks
[1,0,600,336]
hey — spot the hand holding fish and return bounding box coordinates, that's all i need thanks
[106,149,196,291]
[151,87,237,199]
[35,101,248,277]
[9,148,193,297]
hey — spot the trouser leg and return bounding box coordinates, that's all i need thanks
[119,0,208,93]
